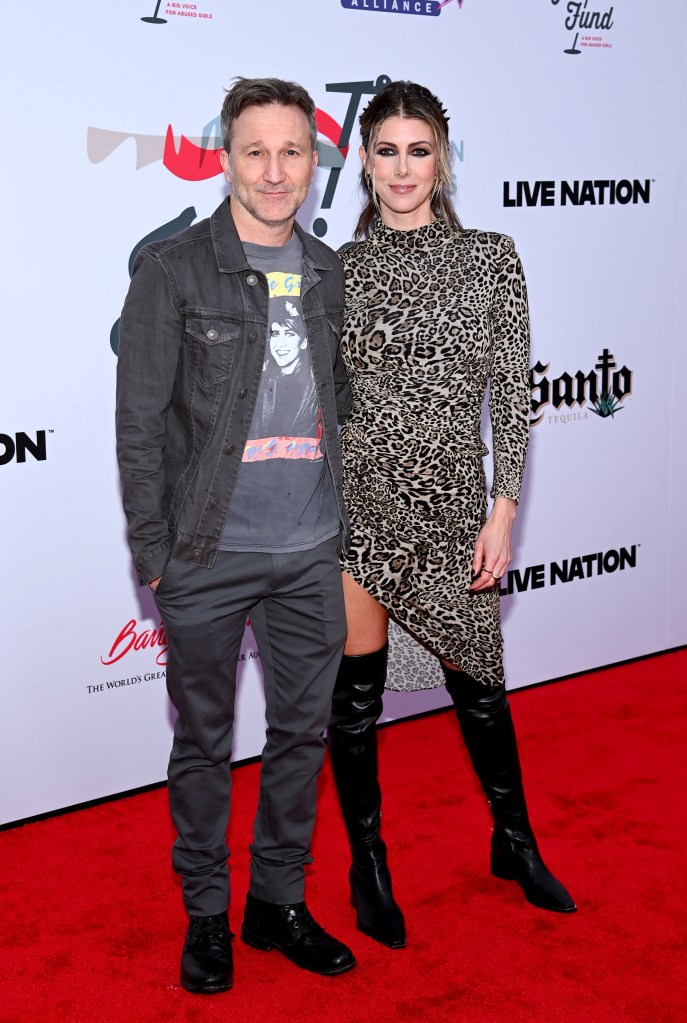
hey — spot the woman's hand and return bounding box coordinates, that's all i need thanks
[470,497,517,592]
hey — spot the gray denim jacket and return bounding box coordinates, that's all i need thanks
[116,199,351,584]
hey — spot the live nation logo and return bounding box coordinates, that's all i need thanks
[550,0,615,55]
[504,179,651,208]
[499,544,637,597]
[530,348,633,426]
[0,429,51,466]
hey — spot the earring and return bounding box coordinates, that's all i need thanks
[365,170,380,214]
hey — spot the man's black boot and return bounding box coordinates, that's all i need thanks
[241,894,356,975]
[327,646,406,948]
[442,665,576,913]
[180,910,234,994]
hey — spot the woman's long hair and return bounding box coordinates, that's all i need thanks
[354,80,462,241]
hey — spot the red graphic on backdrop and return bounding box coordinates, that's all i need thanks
[314,110,350,160]
[101,619,168,667]
[162,125,221,179]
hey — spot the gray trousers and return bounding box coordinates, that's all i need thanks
[154,537,346,916]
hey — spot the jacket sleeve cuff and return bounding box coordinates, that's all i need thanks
[134,538,173,586]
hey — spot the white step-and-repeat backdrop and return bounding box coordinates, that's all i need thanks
[2,0,686,825]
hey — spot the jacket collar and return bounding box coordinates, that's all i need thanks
[210,198,336,273]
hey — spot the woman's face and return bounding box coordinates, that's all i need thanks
[362,116,438,230]
[270,321,306,372]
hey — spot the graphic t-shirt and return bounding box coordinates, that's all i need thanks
[219,233,339,553]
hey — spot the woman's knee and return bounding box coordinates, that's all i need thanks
[342,572,389,655]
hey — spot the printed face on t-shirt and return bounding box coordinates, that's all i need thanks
[269,317,307,373]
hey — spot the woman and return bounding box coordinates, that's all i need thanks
[327,81,576,950]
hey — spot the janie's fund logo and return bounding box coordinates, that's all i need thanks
[550,0,615,55]
[530,348,633,426]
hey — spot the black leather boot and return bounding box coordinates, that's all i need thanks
[241,895,356,975]
[442,665,576,913]
[327,646,406,948]
[180,911,234,994]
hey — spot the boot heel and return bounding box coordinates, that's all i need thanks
[491,859,516,881]
[491,834,516,880]
[241,925,273,951]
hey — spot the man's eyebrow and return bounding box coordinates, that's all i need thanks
[240,139,305,149]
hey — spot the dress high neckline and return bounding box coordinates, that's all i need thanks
[371,217,456,250]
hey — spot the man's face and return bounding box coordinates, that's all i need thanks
[220,103,317,235]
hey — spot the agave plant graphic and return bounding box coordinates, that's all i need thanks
[591,393,624,418]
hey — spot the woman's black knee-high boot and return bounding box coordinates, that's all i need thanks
[442,665,576,913]
[327,645,406,948]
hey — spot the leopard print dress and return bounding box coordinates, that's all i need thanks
[339,218,530,690]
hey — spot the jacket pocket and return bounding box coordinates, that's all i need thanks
[185,316,241,386]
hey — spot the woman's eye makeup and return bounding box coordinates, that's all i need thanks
[374,145,434,157]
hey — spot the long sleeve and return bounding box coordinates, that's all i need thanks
[115,249,182,583]
[488,234,531,502]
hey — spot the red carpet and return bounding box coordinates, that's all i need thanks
[2,650,686,1023]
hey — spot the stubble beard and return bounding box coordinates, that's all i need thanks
[231,183,306,228]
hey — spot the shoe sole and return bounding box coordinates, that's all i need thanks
[241,926,356,975]
[491,867,577,913]
[356,922,406,949]
[180,978,234,994]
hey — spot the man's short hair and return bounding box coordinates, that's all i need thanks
[221,77,317,152]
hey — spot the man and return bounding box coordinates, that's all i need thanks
[116,77,354,994]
